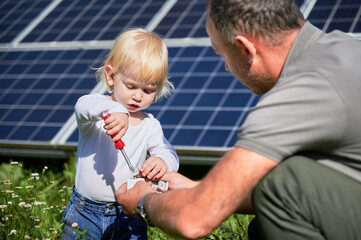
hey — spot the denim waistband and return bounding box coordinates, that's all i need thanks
[70,187,122,215]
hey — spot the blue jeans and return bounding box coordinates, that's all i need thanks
[62,188,147,240]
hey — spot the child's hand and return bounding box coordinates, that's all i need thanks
[103,112,128,142]
[140,157,168,181]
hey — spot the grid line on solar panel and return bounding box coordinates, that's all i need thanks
[155,0,207,38]
[194,84,257,147]
[0,0,52,43]
[0,49,106,141]
[308,0,361,32]
[21,0,167,43]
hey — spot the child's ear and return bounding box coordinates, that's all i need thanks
[105,65,115,87]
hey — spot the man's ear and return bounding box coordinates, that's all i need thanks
[105,65,115,86]
[235,35,256,64]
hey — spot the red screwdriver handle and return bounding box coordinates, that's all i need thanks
[103,114,125,149]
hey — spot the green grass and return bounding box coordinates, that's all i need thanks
[0,157,252,239]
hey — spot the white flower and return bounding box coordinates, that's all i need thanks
[44,166,48,170]
[71,222,79,228]
[24,235,30,239]
[0,205,7,209]
[25,185,34,189]
[34,201,46,206]
[19,202,26,207]
[5,190,14,193]
[31,173,39,177]
[10,161,19,165]
[9,229,17,235]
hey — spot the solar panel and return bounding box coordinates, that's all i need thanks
[0,0,52,43]
[0,0,360,159]
[154,0,208,38]
[307,0,361,32]
[21,0,168,42]
[0,49,106,142]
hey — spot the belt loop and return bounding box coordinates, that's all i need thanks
[78,194,86,211]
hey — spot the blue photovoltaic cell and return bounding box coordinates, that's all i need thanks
[0,0,52,43]
[22,0,167,42]
[0,49,107,142]
[308,0,361,32]
[154,0,208,38]
[295,0,305,7]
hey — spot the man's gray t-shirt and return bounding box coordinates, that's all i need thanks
[235,22,361,181]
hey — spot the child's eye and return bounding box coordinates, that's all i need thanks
[126,84,135,89]
[143,88,157,94]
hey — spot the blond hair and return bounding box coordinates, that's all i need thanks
[97,28,173,101]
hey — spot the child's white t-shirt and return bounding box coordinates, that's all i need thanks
[74,94,179,202]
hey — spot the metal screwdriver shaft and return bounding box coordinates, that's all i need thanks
[120,147,137,173]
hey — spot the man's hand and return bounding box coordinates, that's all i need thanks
[115,180,156,217]
[103,112,128,141]
[160,172,199,190]
[140,157,168,180]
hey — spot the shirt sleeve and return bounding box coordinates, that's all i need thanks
[75,94,129,132]
[146,117,179,171]
[235,71,347,162]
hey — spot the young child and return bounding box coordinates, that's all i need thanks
[62,28,179,239]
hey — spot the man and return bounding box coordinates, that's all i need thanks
[116,0,361,239]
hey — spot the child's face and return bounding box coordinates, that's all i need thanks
[107,69,158,113]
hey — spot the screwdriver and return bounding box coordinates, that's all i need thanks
[103,114,139,176]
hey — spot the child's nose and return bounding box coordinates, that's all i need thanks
[132,90,142,102]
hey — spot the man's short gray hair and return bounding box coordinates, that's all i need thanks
[207,0,305,46]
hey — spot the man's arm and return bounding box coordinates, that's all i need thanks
[116,147,278,239]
